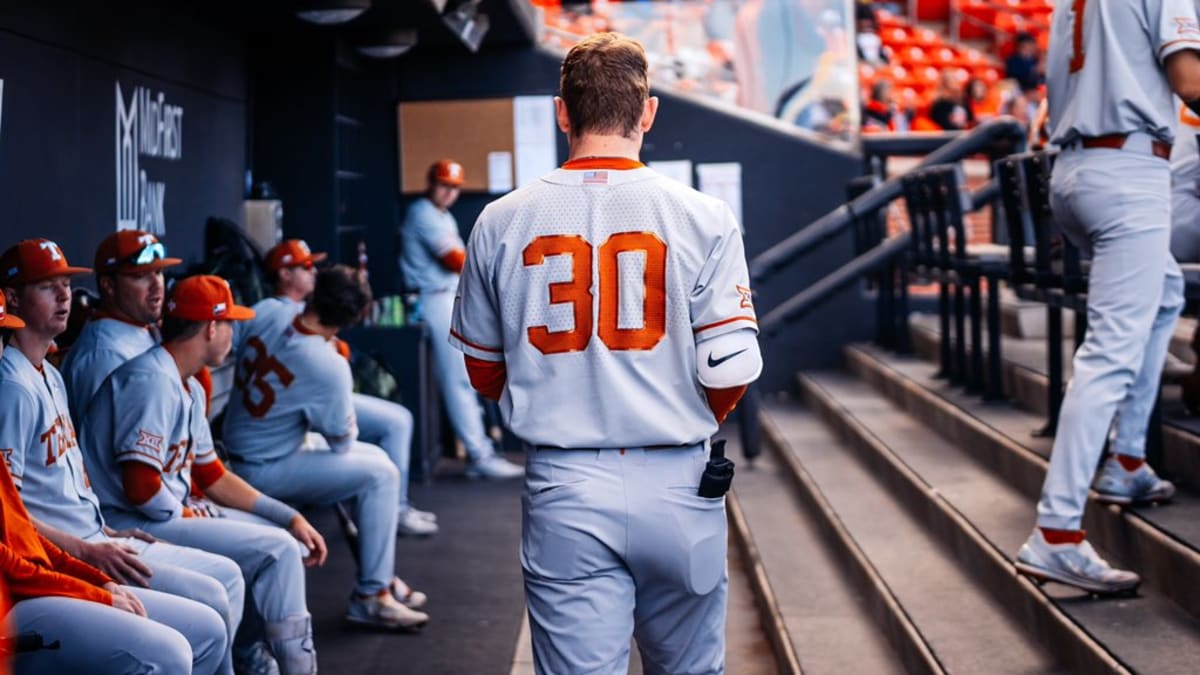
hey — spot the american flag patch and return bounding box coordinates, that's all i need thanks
[582,170,609,185]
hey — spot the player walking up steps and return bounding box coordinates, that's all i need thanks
[451,33,762,675]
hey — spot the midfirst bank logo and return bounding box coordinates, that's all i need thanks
[115,82,183,235]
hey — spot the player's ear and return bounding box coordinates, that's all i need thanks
[98,274,116,298]
[3,287,18,313]
[554,96,572,135]
[205,320,218,341]
[640,96,659,134]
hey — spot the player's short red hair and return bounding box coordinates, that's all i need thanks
[559,32,649,139]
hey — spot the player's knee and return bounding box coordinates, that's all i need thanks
[139,623,193,674]
[191,602,231,664]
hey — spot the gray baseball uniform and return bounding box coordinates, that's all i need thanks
[60,316,159,420]
[1036,0,1198,530]
[1171,102,1200,260]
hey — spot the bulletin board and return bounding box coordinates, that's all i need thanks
[398,99,514,193]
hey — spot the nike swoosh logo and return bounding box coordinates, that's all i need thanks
[708,349,748,368]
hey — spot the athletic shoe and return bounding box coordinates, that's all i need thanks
[397,508,439,537]
[346,589,429,631]
[391,577,428,610]
[233,641,280,675]
[1014,529,1140,594]
[465,455,525,480]
[1092,457,1175,505]
[408,505,437,522]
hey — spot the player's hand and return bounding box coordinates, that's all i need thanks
[81,540,153,587]
[103,525,157,544]
[105,583,147,617]
[288,514,328,567]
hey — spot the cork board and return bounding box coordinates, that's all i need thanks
[398,99,514,193]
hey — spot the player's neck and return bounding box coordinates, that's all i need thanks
[566,133,642,163]
[98,300,147,327]
[163,341,205,380]
[9,329,55,368]
[296,312,338,340]
[277,288,305,304]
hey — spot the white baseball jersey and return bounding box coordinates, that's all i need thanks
[0,349,105,538]
[81,346,221,522]
[400,197,465,292]
[450,164,757,448]
[1047,0,1200,145]
[60,316,159,420]
[231,295,303,363]
[1173,101,1200,190]
[222,316,356,462]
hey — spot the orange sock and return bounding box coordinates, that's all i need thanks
[1039,527,1086,545]
[1115,454,1145,471]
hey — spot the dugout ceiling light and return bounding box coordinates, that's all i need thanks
[443,0,490,53]
[425,0,450,13]
[354,27,418,59]
[296,0,371,25]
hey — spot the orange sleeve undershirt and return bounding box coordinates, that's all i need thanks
[465,356,506,401]
[705,385,748,424]
[440,248,466,273]
[191,460,227,491]
[122,463,163,506]
[195,366,213,418]
[333,337,352,361]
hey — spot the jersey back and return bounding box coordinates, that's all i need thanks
[1047,0,1200,145]
[450,166,756,449]
[61,317,159,420]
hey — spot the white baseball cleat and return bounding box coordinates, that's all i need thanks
[233,641,280,675]
[390,577,428,610]
[465,455,525,480]
[346,589,429,631]
[1092,457,1175,505]
[397,508,439,537]
[408,505,437,522]
[1014,529,1140,594]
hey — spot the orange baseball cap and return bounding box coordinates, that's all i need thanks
[94,230,182,274]
[265,239,328,273]
[0,239,91,286]
[165,275,255,322]
[0,292,25,329]
[429,159,465,187]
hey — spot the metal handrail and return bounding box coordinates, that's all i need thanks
[758,178,999,336]
[749,117,1026,285]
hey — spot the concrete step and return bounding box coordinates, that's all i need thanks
[797,370,1200,674]
[845,343,1200,624]
[722,429,902,675]
[759,396,1060,675]
[908,312,1200,492]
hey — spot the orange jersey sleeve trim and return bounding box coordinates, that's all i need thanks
[694,316,758,334]
[333,337,352,361]
[449,329,503,354]
[705,385,748,424]
[465,356,507,401]
[191,459,227,492]
[122,462,163,506]
[440,248,466,273]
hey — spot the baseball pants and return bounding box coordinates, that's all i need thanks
[90,533,245,675]
[354,392,416,510]
[1037,144,1185,531]
[1170,181,1200,262]
[522,445,727,675]
[420,289,495,462]
[9,586,226,675]
[232,441,400,595]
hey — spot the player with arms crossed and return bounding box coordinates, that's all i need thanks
[451,33,761,674]
[1015,0,1200,593]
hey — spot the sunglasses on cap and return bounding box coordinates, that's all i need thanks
[127,242,167,266]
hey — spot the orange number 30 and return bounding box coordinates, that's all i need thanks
[1069,0,1086,73]
[523,232,667,354]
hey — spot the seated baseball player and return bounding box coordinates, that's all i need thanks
[0,240,246,674]
[0,256,227,675]
[80,274,327,675]
[60,229,180,420]
[231,239,437,537]
[222,264,429,630]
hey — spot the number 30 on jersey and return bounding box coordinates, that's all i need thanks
[523,232,666,355]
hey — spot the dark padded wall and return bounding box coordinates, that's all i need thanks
[0,0,246,273]
[397,46,871,387]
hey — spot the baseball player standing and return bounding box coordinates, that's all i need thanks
[0,242,228,674]
[80,275,327,674]
[223,265,430,630]
[400,159,524,480]
[232,239,437,536]
[451,33,762,674]
[1015,0,1200,593]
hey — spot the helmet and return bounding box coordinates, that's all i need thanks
[428,159,465,187]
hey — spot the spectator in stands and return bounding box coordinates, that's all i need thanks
[862,79,911,132]
[231,239,438,536]
[963,77,998,127]
[1004,33,1043,92]
[929,69,968,130]
[854,4,889,66]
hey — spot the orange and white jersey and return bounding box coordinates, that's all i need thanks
[450,160,757,448]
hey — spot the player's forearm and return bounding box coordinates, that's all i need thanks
[204,471,267,513]
[32,519,87,559]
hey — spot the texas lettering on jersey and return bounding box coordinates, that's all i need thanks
[40,413,78,467]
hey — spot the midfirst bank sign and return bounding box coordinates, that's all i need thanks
[115,82,183,235]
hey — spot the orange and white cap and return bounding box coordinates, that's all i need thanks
[0,292,25,329]
[94,230,182,274]
[265,239,328,273]
[428,159,465,187]
[0,239,91,286]
[165,275,255,322]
